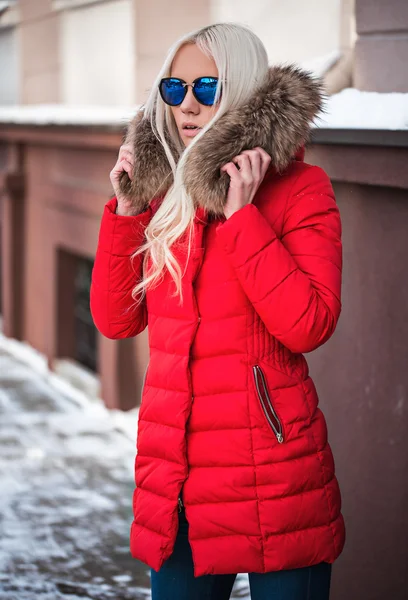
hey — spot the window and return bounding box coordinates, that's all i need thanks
[74,257,97,372]
[57,250,97,373]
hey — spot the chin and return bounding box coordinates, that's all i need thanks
[180,134,191,147]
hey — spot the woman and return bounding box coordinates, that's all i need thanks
[91,22,345,600]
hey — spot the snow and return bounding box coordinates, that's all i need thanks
[316,87,408,130]
[0,333,249,599]
[53,358,101,401]
[0,334,146,599]
[301,50,341,79]
[0,104,137,127]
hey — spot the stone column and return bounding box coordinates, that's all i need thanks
[354,0,408,91]
[134,0,211,104]
[19,0,60,103]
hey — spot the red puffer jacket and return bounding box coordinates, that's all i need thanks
[91,65,345,577]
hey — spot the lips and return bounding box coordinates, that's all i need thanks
[182,124,201,138]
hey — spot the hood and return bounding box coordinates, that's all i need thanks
[119,64,325,216]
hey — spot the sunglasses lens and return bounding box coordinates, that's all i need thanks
[194,77,218,105]
[160,79,185,106]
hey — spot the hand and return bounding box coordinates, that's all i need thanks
[220,147,272,219]
[110,143,139,216]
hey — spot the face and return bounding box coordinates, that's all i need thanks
[169,43,219,147]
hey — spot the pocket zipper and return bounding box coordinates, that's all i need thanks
[252,365,284,444]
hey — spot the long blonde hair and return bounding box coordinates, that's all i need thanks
[132,22,269,304]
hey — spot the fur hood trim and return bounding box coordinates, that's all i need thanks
[119,64,325,216]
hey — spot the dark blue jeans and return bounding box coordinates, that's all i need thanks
[150,507,332,600]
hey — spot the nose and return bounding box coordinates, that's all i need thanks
[180,84,199,114]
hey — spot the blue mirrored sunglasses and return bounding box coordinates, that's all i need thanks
[159,76,219,106]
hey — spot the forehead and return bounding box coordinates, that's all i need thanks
[170,43,218,80]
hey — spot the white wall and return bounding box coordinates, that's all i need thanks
[60,0,136,106]
[210,0,341,65]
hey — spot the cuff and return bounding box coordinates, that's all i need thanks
[98,197,152,256]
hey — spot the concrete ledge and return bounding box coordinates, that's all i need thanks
[312,128,408,148]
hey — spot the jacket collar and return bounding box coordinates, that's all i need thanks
[119,64,324,217]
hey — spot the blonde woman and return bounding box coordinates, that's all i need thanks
[91,22,345,600]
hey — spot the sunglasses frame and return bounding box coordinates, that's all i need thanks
[159,76,220,106]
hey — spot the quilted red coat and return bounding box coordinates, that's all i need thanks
[91,65,346,577]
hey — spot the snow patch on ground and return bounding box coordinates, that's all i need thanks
[0,334,148,598]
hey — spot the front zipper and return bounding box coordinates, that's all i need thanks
[179,231,205,518]
[252,365,284,444]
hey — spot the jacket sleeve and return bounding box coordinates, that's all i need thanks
[216,165,342,354]
[90,196,152,339]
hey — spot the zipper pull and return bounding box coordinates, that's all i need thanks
[276,433,284,444]
[178,496,183,513]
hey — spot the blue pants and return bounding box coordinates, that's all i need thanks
[151,507,332,600]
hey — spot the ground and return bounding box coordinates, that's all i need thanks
[0,335,248,599]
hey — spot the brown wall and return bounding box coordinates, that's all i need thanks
[306,145,408,600]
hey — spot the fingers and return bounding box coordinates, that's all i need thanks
[110,158,133,186]
[119,148,134,164]
[258,147,272,174]
[120,159,133,179]
[232,154,255,182]
[220,161,241,181]
[221,147,271,184]
[118,143,134,166]
[109,143,136,199]
[241,147,271,178]
[236,151,261,181]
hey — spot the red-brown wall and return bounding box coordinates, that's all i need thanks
[0,126,149,410]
